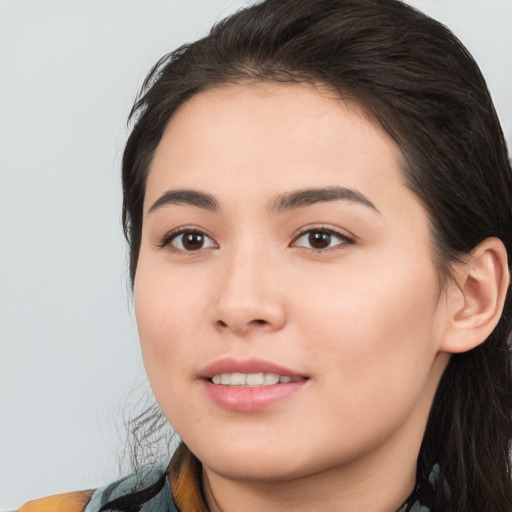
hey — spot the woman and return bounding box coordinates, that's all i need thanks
[19,0,512,510]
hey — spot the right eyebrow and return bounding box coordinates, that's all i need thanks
[147,189,219,215]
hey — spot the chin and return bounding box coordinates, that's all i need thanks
[204,455,310,483]
[192,436,344,484]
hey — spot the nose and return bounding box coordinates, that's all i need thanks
[209,249,286,336]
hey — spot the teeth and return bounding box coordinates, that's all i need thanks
[264,373,280,385]
[231,373,246,386]
[246,373,264,386]
[210,372,296,386]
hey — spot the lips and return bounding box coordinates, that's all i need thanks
[199,357,305,380]
[199,358,308,412]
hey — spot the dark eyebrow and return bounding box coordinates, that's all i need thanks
[269,186,379,213]
[148,189,219,214]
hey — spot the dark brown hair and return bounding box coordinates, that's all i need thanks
[121,0,512,509]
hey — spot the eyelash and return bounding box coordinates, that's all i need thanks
[158,227,217,252]
[158,226,354,253]
[290,226,354,252]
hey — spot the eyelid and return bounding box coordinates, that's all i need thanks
[157,226,218,251]
[290,225,354,251]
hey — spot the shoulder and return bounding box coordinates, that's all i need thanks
[18,466,174,512]
[17,490,94,512]
[16,444,202,512]
[84,466,173,511]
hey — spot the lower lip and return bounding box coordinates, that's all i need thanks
[201,379,306,412]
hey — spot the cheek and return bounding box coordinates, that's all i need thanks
[291,262,444,451]
[134,259,208,382]
[298,256,442,388]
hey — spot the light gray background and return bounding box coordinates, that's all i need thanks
[1,1,511,509]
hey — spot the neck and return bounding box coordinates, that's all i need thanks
[202,438,419,512]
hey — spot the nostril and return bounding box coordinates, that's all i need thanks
[215,318,269,331]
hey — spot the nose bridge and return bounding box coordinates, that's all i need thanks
[211,236,285,334]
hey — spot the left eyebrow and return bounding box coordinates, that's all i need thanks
[269,186,379,213]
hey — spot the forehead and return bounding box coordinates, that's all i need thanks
[145,82,409,213]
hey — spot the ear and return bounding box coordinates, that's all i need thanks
[440,237,510,354]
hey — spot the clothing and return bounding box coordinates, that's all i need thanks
[17,445,204,512]
[17,443,439,511]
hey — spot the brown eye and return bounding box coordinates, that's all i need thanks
[308,231,332,249]
[292,229,351,251]
[168,230,216,251]
[183,232,204,250]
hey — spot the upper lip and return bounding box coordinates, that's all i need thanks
[199,358,306,379]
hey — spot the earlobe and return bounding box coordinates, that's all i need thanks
[440,237,510,354]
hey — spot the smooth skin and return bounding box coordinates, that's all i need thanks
[134,82,509,512]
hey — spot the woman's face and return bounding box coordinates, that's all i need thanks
[135,82,451,482]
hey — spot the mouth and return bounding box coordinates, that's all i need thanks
[200,357,308,385]
[199,358,309,411]
[210,372,303,386]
